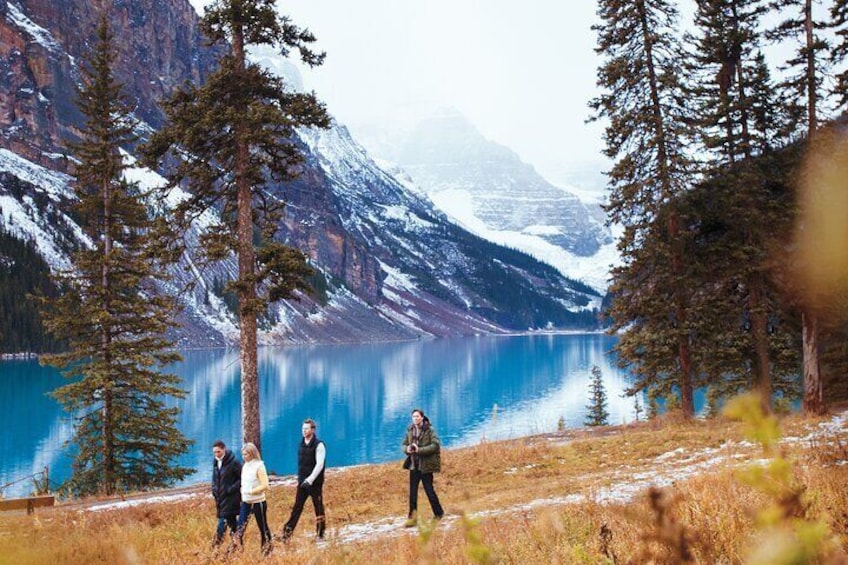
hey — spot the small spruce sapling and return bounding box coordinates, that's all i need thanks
[585,365,610,426]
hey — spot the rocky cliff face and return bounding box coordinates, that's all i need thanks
[0,0,602,348]
[1,0,215,166]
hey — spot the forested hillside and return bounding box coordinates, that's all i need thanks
[593,0,848,413]
[0,224,59,353]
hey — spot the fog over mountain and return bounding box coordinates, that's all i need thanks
[351,109,617,293]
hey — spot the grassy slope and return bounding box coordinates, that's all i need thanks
[1,410,846,564]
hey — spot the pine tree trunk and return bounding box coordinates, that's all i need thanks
[805,0,817,131]
[802,0,824,417]
[670,211,695,418]
[637,0,695,418]
[102,389,115,494]
[734,59,752,157]
[802,311,825,415]
[731,1,771,413]
[749,274,772,413]
[232,25,261,452]
[238,174,261,450]
[102,176,115,495]
[677,328,695,417]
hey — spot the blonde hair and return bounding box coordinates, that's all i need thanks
[241,442,261,461]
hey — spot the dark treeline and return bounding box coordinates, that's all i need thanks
[0,224,61,354]
[593,0,848,415]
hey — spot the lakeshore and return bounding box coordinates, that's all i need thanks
[2,407,846,563]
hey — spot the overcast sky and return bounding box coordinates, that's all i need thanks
[187,1,611,190]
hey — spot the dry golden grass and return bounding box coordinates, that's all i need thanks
[1,410,846,564]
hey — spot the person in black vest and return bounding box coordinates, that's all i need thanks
[281,418,327,541]
[211,439,242,546]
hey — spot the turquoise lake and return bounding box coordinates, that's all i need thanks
[0,334,701,497]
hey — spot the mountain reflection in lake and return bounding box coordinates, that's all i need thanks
[1,334,658,497]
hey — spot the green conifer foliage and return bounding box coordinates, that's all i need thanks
[591,0,699,416]
[40,15,191,496]
[143,0,329,450]
[0,226,60,353]
[585,365,610,426]
[829,0,848,109]
[767,0,829,136]
[677,148,801,409]
[767,0,831,416]
[685,0,799,413]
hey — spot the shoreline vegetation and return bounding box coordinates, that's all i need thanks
[0,330,613,360]
[2,402,846,564]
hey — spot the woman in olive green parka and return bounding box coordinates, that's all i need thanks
[402,408,444,526]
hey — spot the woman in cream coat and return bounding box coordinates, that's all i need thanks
[236,443,273,554]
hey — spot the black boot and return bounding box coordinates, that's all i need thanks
[404,511,417,527]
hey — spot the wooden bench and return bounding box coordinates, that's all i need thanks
[0,495,55,514]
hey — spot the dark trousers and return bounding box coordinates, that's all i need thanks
[409,470,444,518]
[215,514,238,543]
[283,483,325,539]
[237,501,272,548]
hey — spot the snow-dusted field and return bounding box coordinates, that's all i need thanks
[74,411,848,549]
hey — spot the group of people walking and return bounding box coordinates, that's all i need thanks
[211,409,444,553]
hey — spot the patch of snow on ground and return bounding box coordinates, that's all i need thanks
[819,411,848,434]
[655,447,686,461]
[87,492,202,512]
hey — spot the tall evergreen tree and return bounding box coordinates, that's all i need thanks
[143,0,329,450]
[40,15,191,496]
[685,0,795,412]
[678,149,801,407]
[830,0,848,110]
[768,0,829,134]
[585,365,610,426]
[768,0,831,415]
[591,0,698,416]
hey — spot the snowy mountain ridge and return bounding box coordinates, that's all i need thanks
[351,110,617,293]
[0,0,605,350]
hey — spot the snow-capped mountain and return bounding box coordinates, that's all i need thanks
[0,0,603,350]
[352,109,617,293]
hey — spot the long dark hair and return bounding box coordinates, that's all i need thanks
[411,408,430,426]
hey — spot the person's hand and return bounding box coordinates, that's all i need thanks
[300,480,311,489]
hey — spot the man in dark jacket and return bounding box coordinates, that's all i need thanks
[211,440,242,545]
[281,418,326,541]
